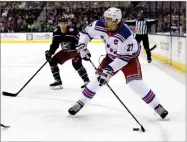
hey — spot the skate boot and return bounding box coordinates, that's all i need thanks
[147,57,152,63]
[50,80,63,90]
[147,59,152,63]
[81,81,89,89]
[154,104,169,119]
[68,100,84,115]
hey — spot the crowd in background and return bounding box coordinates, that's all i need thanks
[0,1,186,36]
[0,1,45,32]
[33,1,129,32]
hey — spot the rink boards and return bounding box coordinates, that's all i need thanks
[1,33,186,73]
[148,34,186,73]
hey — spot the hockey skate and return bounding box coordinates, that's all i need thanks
[81,81,89,89]
[147,59,152,63]
[68,101,84,115]
[154,104,169,120]
[50,80,63,90]
[147,57,152,63]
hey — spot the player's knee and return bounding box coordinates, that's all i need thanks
[126,78,142,85]
[72,58,82,70]
[50,56,58,66]
[128,79,146,91]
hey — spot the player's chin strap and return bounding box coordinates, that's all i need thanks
[88,59,145,132]
[111,22,118,31]
[111,20,121,31]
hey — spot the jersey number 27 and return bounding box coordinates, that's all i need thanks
[127,44,133,52]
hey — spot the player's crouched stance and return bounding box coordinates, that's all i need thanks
[68,8,169,120]
[45,16,90,89]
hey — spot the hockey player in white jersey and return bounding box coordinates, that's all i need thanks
[68,7,169,119]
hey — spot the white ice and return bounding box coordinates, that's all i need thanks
[1,43,185,141]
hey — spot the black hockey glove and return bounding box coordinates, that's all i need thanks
[45,50,52,62]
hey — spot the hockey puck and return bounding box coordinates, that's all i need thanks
[133,128,140,131]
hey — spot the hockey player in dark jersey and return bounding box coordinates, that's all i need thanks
[45,16,90,89]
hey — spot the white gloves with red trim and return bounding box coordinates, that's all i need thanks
[76,43,91,61]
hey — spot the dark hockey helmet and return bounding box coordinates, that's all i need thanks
[58,16,68,23]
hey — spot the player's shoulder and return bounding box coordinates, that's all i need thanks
[95,20,105,27]
[114,23,132,42]
[65,27,79,41]
[94,20,106,32]
[67,27,79,35]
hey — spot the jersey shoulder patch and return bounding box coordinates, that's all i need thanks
[95,20,106,32]
[68,27,79,36]
[114,24,132,42]
[69,28,74,32]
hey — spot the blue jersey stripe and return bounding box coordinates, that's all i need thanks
[94,28,106,33]
[114,36,124,42]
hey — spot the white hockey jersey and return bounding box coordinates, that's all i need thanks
[79,20,141,72]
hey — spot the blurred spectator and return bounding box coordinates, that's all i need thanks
[0,1,45,32]
[0,1,186,36]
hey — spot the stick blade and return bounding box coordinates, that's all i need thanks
[1,124,10,128]
[2,91,17,97]
[141,125,145,132]
[150,45,156,51]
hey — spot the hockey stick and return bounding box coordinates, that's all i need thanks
[89,59,145,132]
[2,61,48,97]
[149,44,156,51]
[1,124,10,128]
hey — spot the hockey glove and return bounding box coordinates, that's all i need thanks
[76,43,91,61]
[97,66,114,86]
[45,50,52,62]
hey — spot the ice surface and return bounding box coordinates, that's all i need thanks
[1,43,185,141]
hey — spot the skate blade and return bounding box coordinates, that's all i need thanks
[154,112,170,121]
[163,114,170,120]
[50,85,63,90]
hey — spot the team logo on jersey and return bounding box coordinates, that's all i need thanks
[61,42,71,49]
[88,22,93,27]
[69,28,74,32]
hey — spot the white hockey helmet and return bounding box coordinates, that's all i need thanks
[104,7,122,24]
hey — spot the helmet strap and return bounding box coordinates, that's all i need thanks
[111,20,120,31]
